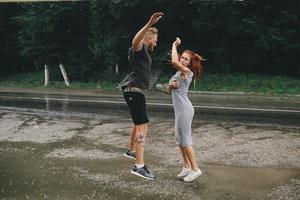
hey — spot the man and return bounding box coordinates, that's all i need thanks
[120,12,164,180]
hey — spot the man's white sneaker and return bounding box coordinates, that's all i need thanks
[183,169,202,182]
[177,167,191,178]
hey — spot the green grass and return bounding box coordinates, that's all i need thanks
[158,72,300,95]
[1,70,300,95]
[0,71,120,90]
[0,71,43,88]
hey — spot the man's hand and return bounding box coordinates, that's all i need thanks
[148,12,164,26]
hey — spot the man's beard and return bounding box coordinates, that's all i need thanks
[148,44,154,52]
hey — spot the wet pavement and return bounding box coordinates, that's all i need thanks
[0,88,299,127]
[0,88,299,199]
[0,108,300,199]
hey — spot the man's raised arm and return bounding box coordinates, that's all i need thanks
[132,12,164,52]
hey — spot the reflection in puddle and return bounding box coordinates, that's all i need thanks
[45,94,70,113]
[0,142,299,200]
[191,164,300,200]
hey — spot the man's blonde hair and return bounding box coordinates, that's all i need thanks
[147,27,158,35]
[144,27,158,40]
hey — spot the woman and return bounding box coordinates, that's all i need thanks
[167,37,204,182]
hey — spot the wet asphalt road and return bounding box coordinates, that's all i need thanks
[0,90,299,127]
[0,108,299,200]
[0,89,299,200]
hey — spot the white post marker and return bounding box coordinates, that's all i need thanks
[115,63,119,75]
[59,63,70,87]
[44,64,49,87]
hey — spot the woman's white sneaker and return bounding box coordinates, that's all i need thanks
[177,167,191,178]
[183,169,202,182]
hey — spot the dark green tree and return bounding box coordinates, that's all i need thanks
[3,0,299,79]
[14,2,90,80]
[189,0,300,75]
[0,3,24,77]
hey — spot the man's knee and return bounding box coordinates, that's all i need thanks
[134,123,148,133]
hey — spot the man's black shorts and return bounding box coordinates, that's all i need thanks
[123,91,149,125]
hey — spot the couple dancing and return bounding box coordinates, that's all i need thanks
[120,12,204,182]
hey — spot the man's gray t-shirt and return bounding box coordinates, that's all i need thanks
[120,43,152,90]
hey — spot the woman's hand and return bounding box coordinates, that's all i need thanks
[173,37,181,47]
[169,80,180,89]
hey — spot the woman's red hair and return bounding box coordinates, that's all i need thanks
[183,50,204,80]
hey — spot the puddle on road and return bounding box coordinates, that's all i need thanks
[0,142,299,200]
[190,164,299,200]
